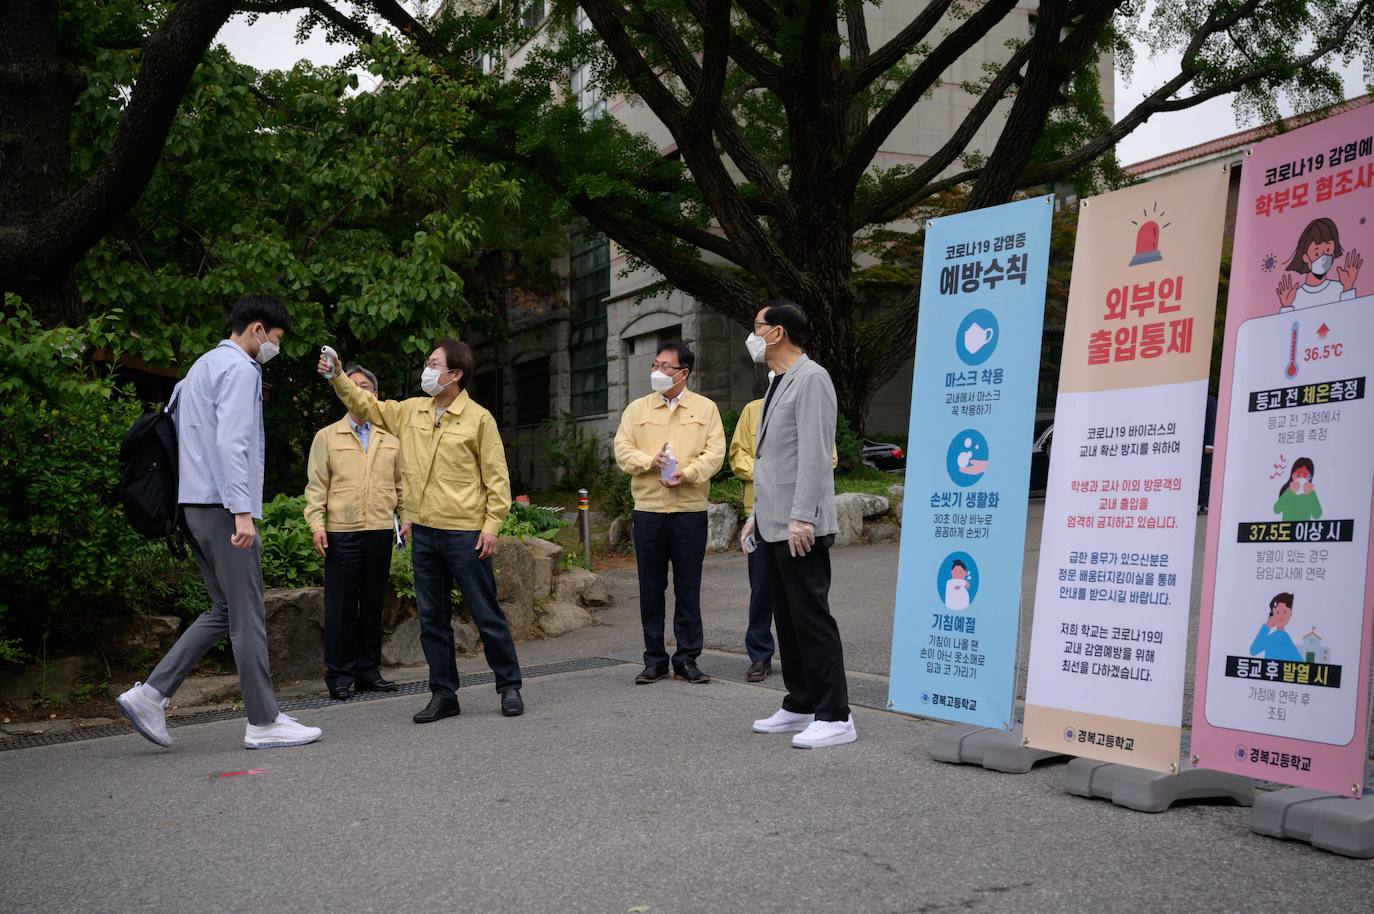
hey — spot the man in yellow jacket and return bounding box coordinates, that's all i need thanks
[318,339,523,723]
[304,364,404,701]
[614,341,725,685]
[730,389,838,683]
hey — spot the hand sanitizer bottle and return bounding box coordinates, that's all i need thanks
[660,444,677,482]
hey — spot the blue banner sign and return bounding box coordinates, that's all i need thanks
[887,195,1053,729]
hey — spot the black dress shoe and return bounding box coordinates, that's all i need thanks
[328,684,353,701]
[500,687,524,717]
[674,660,712,684]
[746,660,772,683]
[355,678,398,693]
[412,694,460,724]
[635,664,670,684]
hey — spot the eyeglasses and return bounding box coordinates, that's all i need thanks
[753,321,774,331]
[424,360,450,371]
[650,361,684,372]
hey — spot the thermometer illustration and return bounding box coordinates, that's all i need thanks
[1285,322,1299,379]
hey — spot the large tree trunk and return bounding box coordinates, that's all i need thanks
[0,1,86,325]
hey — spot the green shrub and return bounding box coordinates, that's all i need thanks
[594,465,635,521]
[500,501,570,540]
[714,409,740,482]
[835,414,865,475]
[709,476,746,518]
[543,411,605,487]
[258,494,325,588]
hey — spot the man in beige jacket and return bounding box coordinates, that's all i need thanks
[304,364,404,701]
[613,340,725,685]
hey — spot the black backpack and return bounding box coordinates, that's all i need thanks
[118,394,182,541]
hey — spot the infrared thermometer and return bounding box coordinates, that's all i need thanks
[320,345,339,379]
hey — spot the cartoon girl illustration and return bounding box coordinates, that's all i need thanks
[1276,217,1362,311]
[1272,457,1322,522]
[944,559,972,611]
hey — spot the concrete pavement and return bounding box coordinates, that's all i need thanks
[5,515,1371,912]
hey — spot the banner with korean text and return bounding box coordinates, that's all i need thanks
[888,195,1054,729]
[1022,169,1228,771]
[1191,104,1374,796]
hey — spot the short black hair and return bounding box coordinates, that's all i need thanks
[344,363,379,394]
[763,298,808,347]
[229,295,291,334]
[951,559,967,572]
[657,340,695,373]
[433,337,475,391]
[1269,592,1294,614]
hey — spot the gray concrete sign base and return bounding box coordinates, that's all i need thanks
[1250,787,1374,859]
[929,722,1068,773]
[1063,757,1256,813]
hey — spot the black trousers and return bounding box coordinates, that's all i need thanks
[323,529,395,690]
[762,533,850,721]
[632,510,707,669]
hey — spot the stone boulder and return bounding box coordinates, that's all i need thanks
[833,493,889,546]
[894,499,904,526]
[868,523,901,544]
[537,601,596,638]
[553,567,611,609]
[99,615,182,659]
[521,537,564,600]
[607,515,632,548]
[706,502,740,552]
[887,484,905,500]
[381,617,426,667]
[0,656,104,705]
[493,536,539,641]
[264,587,326,679]
[453,619,480,654]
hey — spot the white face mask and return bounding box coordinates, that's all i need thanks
[1310,254,1334,277]
[421,366,453,397]
[650,370,676,393]
[745,332,768,363]
[254,329,279,365]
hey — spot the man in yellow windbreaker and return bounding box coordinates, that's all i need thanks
[304,364,404,702]
[730,386,837,683]
[318,338,523,724]
[614,341,725,686]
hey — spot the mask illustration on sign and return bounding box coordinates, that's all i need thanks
[421,366,452,396]
[964,323,995,356]
[650,370,676,393]
[745,332,768,363]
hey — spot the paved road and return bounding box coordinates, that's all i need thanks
[5,515,1370,912]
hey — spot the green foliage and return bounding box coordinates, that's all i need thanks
[0,305,202,652]
[542,411,606,487]
[595,464,636,521]
[835,415,865,476]
[258,495,324,589]
[500,502,570,540]
[709,476,746,518]
[713,409,740,482]
[558,550,591,572]
[835,467,903,497]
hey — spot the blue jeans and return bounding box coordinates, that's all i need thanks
[745,545,775,662]
[632,510,707,669]
[411,525,522,697]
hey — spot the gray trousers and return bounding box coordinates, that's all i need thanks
[148,507,280,725]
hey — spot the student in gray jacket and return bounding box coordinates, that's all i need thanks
[116,296,322,751]
[739,299,855,749]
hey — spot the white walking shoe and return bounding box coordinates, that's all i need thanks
[752,708,815,734]
[791,716,857,749]
[244,713,322,750]
[116,682,171,748]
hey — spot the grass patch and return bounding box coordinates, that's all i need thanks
[835,466,904,496]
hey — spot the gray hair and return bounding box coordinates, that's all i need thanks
[344,363,379,394]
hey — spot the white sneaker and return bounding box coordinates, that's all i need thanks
[752,708,815,734]
[791,716,857,749]
[116,682,171,748]
[244,713,322,750]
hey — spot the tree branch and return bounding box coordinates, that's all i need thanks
[844,0,871,64]
[849,0,954,92]
[366,0,449,60]
[839,0,1019,194]
[0,0,237,282]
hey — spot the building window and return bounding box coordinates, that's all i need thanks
[570,9,607,121]
[473,369,504,427]
[520,0,546,30]
[515,357,551,426]
[569,222,609,416]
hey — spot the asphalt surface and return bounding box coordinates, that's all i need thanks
[5,512,1372,912]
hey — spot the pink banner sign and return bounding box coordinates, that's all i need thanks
[1191,103,1374,796]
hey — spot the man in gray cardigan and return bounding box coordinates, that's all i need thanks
[739,299,855,749]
